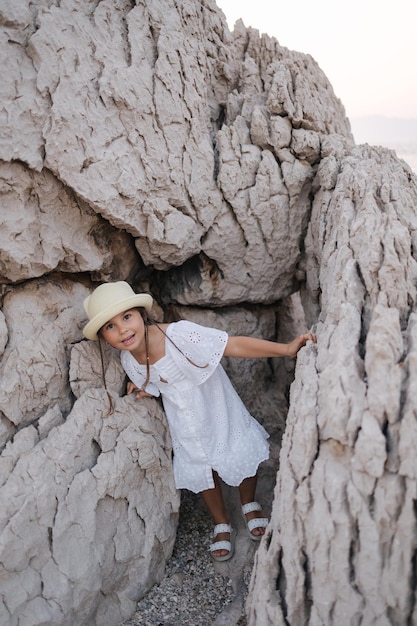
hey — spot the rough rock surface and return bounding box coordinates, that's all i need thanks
[247,146,417,625]
[0,389,179,625]
[1,0,416,625]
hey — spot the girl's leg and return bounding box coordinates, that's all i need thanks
[238,474,266,538]
[201,471,231,559]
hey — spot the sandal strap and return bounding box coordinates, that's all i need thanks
[212,523,232,536]
[210,540,232,552]
[247,517,269,533]
[210,524,234,554]
[241,501,262,516]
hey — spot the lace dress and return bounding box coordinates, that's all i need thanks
[121,320,269,493]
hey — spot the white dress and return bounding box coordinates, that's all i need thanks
[121,320,270,493]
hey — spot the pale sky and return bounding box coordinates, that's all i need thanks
[216,0,417,121]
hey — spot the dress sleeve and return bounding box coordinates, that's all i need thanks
[165,320,228,385]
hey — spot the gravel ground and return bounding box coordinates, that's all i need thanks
[121,489,255,626]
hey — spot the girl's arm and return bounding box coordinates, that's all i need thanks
[224,332,316,359]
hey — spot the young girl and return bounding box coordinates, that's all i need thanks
[82,281,316,561]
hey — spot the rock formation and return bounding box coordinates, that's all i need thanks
[0,1,416,625]
[247,145,417,625]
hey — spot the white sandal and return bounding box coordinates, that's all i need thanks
[210,523,235,562]
[241,502,268,541]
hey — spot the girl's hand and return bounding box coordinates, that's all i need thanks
[127,381,153,399]
[287,332,317,357]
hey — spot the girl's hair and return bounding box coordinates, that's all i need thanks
[98,336,115,416]
[98,307,208,413]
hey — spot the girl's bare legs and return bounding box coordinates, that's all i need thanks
[238,474,266,538]
[200,471,231,559]
[201,471,266,557]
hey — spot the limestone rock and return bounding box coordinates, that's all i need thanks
[69,338,126,400]
[1,0,351,304]
[26,0,225,269]
[0,1,49,171]
[246,146,417,626]
[0,414,15,453]
[0,279,90,429]
[0,390,179,626]
[0,162,138,284]
[0,310,7,356]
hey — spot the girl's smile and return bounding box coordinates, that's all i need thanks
[121,333,136,346]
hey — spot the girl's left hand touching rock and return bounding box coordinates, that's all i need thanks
[127,381,153,399]
[287,332,317,357]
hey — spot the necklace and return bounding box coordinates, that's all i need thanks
[140,323,151,392]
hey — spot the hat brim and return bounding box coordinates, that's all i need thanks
[83,293,153,341]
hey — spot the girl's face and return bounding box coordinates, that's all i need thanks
[100,309,145,351]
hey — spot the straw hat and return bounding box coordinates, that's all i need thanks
[82,281,153,341]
